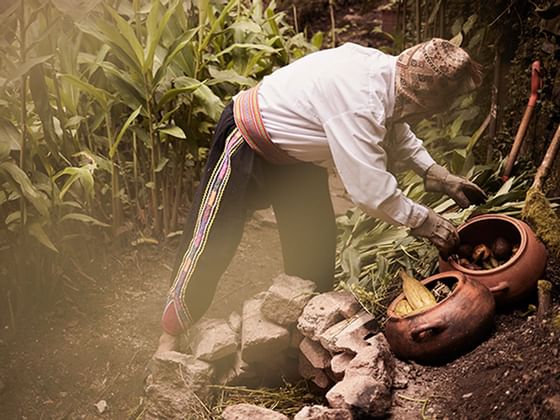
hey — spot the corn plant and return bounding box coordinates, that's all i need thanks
[0,0,316,329]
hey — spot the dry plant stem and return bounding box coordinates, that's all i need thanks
[537,280,552,319]
[533,125,560,191]
[487,45,501,162]
[292,4,298,33]
[522,125,560,258]
[502,104,536,179]
[19,0,28,229]
[415,0,421,43]
[329,0,336,48]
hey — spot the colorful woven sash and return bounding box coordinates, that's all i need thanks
[233,85,298,165]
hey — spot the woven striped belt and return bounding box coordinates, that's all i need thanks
[233,85,298,165]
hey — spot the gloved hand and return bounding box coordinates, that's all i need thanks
[424,164,487,208]
[411,208,459,255]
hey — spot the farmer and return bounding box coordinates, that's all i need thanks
[156,38,486,354]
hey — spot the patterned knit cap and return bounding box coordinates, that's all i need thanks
[394,38,482,117]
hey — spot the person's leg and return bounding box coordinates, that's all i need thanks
[158,106,258,354]
[265,163,337,292]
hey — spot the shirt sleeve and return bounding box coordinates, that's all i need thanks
[323,109,428,228]
[388,123,436,176]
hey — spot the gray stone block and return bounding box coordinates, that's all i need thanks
[297,292,361,341]
[222,403,289,420]
[190,318,239,362]
[241,297,290,364]
[261,274,317,326]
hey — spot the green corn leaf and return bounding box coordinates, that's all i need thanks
[28,222,58,253]
[199,0,238,54]
[104,5,145,69]
[7,55,53,82]
[153,27,199,84]
[61,213,110,227]
[159,126,186,139]
[59,74,110,108]
[0,118,21,151]
[54,165,95,201]
[215,42,279,58]
[0,162,49,216]
[145,0,179,75]
[155,157,169,172]
[5,211,20,226]
[157,77,204,108]
[109,105,142,158]
[193,84,224,122]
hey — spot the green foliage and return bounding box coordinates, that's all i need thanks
[336,89,534,322]
[0,0,316,328]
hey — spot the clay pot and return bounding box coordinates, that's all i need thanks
[384,271,495,364]
[439,214,547,306]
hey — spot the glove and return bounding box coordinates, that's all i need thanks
[424,164,487,208]
[411,208,459,255]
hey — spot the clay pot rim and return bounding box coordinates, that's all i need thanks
[442,214,528,275]
[386,271,466,320]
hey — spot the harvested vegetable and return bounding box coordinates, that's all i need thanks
[400,270,437,311]
[394,299,414,316]
[457,243,474,259]
[472,244,492,262]
[492,237,512,259]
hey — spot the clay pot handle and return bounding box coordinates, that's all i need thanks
[489,281,509,294]
[410,320,448,342]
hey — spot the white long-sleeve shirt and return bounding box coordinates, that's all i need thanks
[257,43,435,228]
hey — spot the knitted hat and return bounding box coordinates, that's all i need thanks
[394,38,482,117]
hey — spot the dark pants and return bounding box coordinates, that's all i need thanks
[166,102,337,325]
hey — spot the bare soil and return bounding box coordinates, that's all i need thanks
[0,219,284,419]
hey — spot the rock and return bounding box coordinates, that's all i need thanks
[345,334,394,388]
[297,292,361,340]
[544,395,560,417]
[330,352,355,380]
[216,351,258,386]
[94,400,107,414]
[241,297,290,363]
[392,360,411,389]
[319,310,378,353]
[261,274,317,326]
[144,352,214,419]
[290,328,304,349]
[149,351,213,387]
[190,318,239,362]
[326,375,392,418]
[221,403,289,420]
[294,405,353,420]
[228,311,242,334]
[298,353,331,389]
[254,352,301,387]
[299,337,332,369]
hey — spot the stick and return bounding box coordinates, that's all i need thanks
[533,125,560,191]
[502,61,541,180]
[537,280,552,319]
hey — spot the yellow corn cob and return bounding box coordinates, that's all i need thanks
[394,298,414,316]
[400,270,437,311]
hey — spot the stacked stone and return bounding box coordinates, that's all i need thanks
[295,291,396,418]
[145,279,397,419]
[189,273,318,387]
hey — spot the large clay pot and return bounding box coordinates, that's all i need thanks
[384,271,495,364]
[439,214,547,306]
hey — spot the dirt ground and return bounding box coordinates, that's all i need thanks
[0,218,284,419]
